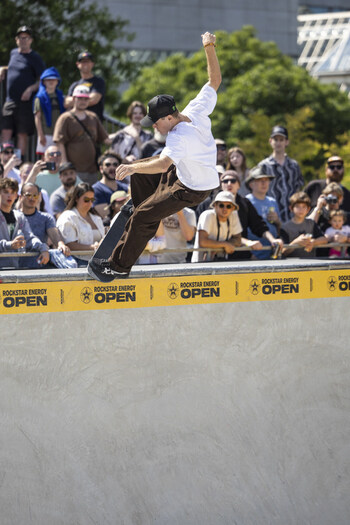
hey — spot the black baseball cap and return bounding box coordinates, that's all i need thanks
[77,51,93,62]
[140,94,177,127]
[59,162,76,174]
[16,25,32,36]
[270,126,288,139]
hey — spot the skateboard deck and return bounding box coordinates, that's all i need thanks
[87,199,133,282]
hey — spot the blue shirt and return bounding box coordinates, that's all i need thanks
[246,193,280,259]
[24,209,56,244]
[92,180,128,206]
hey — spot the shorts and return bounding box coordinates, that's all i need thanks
[2,100,35,135]
[36,134,54,154]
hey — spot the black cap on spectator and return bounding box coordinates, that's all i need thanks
[77,51,93,62]
[59,162,76,174]
[270,126,288,139]
[16,25,32,36]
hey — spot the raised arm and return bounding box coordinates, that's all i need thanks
[201,32,221,92]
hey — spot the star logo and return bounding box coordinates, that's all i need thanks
[327,276,337,292]
[80,286,93,304]
[249,279,260,295]
[167,283,179,299]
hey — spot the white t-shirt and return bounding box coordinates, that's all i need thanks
[158,207,197,264]
[325,225,350,240]
[161,83,218,191]
[192,208,242,262]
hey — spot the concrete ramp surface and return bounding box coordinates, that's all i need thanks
[1,261,350,524]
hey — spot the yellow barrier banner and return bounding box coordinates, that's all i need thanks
[0,269,350,315]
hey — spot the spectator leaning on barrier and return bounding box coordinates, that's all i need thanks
[49,162,81,219]
[65,51,106,122]
[304,155,350,212]
[92,152,128,219]
[0,26,45,159]
[56,182,105,266]
[280,191,327,258]
[258,126,304,223]
[192,190,242,263]
[158,207,197,264]
[324,210,350,258]
[219,170,283,260]
[54,85,111,185]
[19,182,76,269]
[245,166,282,260]
[0,177,49,268]
[33,67,65,156]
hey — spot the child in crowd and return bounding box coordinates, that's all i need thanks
[33,67,65,156]
[280,191,327,258]
[324,210,350,258]
[0,177,49,268]
[245,166,281,259]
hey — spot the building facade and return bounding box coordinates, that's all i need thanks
[100,0,350,59]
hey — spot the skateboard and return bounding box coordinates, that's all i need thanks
[87,199,133,282]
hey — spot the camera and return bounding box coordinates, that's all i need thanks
[325,195,338,205]
[45,161,56,171]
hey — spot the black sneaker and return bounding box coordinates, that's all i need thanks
[87,258,128,282]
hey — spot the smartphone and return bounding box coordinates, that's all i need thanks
[14,148,22,159]
[46,161,56,170]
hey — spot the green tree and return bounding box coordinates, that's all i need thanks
[121,26,350,176]
[0,0,138,106]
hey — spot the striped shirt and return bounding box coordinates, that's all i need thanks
[258,154,304,222]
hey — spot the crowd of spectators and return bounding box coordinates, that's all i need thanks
[0,25,350,271]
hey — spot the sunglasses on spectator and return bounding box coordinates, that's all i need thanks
[328,164,343,170]
[104,162,119,167]
[48,152,61,157]
[83,197,95,203]
[3,150,14,155]
[217,145,226,151]
[222,178,238,184]
[217,203,234,209]
[23,193,39,199]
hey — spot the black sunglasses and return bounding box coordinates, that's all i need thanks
[328,164,343,170]
[218,203,234,209]
[3,150,14,154]
[104,162,119,167]
[222,178,238,184]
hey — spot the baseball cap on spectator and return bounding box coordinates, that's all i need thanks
[327,155,343,165]
[77,51,93,61]
[105,190,128,211]
[212,190,239,210]
[72,85,90,98]
[270,126,288,139]
[220,170,240,183]
[110,191,128,204]
[59,162,76,174]
[215,139,226,148]
[141,95,177,127]
[216,165,225,176]
[246,165,275,185]
[16,25,32,36]
[0,142,15,152]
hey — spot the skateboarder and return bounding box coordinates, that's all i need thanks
[89,31,221,279]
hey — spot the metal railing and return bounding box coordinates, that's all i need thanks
[0,242,348,262]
